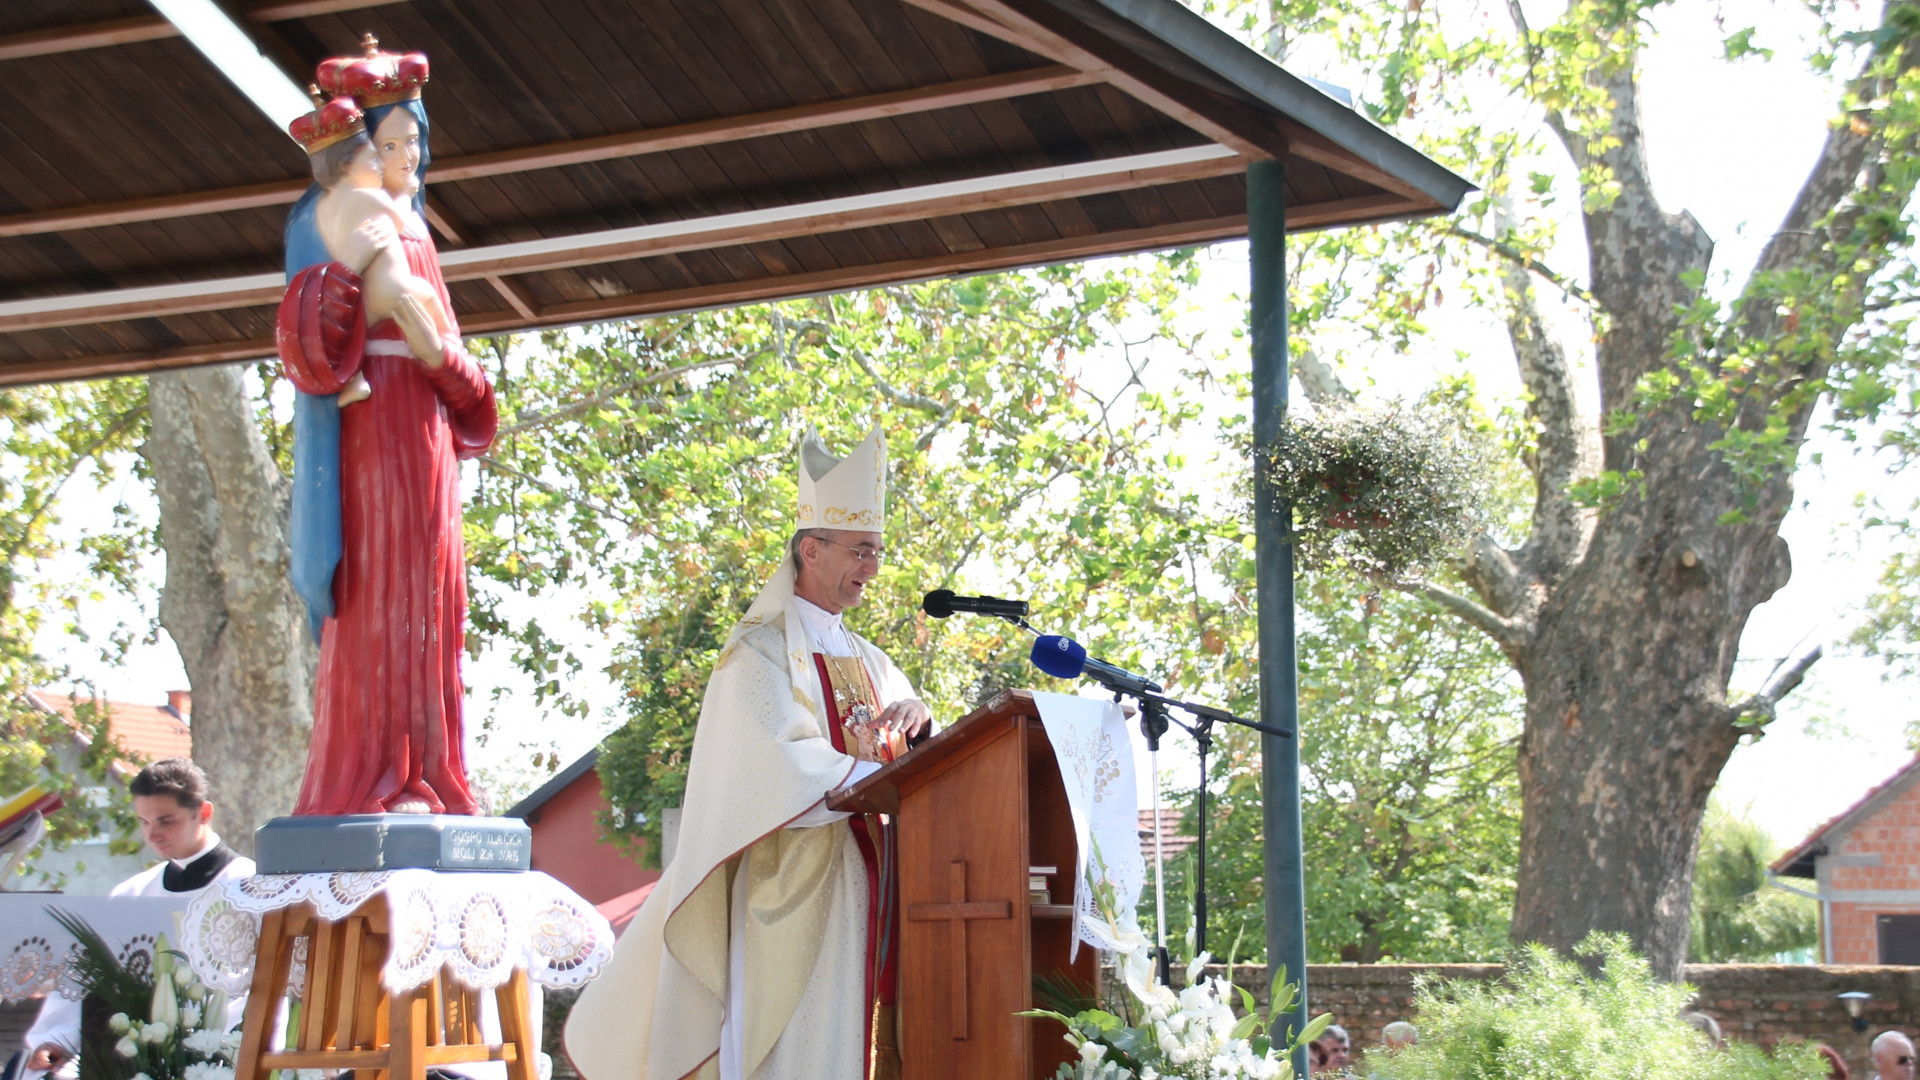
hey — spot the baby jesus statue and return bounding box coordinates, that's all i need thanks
[289,90,451,405]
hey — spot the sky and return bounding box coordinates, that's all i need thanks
[30,0,1920,850]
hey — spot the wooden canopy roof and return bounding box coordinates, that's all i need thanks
[0,0,1473,387]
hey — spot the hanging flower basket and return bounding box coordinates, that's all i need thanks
[1264,402,1491,579]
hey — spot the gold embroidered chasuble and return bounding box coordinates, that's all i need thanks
[566,562,918,1080]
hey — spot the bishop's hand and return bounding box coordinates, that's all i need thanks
[876,698,930,739]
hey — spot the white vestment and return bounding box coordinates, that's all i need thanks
[567,564,919,1080]
[20,835,255,1077]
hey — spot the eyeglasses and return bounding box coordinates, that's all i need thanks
[817,538,886,565]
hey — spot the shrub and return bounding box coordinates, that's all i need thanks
[1369,934,1823,1080]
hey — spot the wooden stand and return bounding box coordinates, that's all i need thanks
[232,894,538,1080]
[828,689,1096,1080]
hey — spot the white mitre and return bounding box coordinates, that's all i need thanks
[796,423,886,533]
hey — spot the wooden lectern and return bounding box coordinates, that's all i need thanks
[828,689,1096,1080]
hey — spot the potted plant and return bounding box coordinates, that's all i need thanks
[1264,402,1492,581]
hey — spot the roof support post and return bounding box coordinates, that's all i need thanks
[1249,157,1306,1063]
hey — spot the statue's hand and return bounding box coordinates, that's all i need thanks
[394,294,445,368]
[338,216,397,271]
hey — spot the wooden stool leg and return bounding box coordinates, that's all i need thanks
[235,908,293,1080]
[336,916,366,1050]
[389,981,429,1080]
[495,968,537,1080]
[426,968,446,1046]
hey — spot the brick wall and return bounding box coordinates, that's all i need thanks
[1200,964,1920,1079]
[1822,776,1920,964]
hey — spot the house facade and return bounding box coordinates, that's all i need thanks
[1775,755,1920,964]
[505,748,660,914]
[16,688,194,894]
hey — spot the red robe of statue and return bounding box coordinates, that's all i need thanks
[282,224,496,816]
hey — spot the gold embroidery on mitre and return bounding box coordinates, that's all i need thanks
[822,506,880,527]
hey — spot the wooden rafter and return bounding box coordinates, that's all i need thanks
[0,0,402,62]
[0,144,1244,333]
[897,0,1289,160]
[0,193,1416,389]
[0,65,1102,240]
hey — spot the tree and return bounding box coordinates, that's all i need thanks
[0,381,149,868]
[1157,568,1523,964]
[144,369,314,857]
[1,366,317,859]
[1200,0,1920,975]
[1688,801,1818,963]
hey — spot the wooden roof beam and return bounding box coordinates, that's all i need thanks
[0,0,402,63]
[0,65,1104,240]
[0,194,1419,389]
[0,144,1244,332]
[899,0,1290,160]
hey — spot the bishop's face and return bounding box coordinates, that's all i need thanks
[799,529,882,614]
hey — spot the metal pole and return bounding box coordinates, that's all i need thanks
[1249,158,1307,1064]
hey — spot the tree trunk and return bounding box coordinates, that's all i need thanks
[145,367,314,856]
[1422,5,1920,977]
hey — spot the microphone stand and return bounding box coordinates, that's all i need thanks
[1094,678,1288,965]
[1004,612,1291,971]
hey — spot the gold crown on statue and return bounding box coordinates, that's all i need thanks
[288,87,366,153]
[796,424,886,533]
[317,33,430,107]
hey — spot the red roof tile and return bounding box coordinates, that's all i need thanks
[28,688,192,767]
[1140,807,1196,866]
[1773,753,1920,876]
[596,881,657,937]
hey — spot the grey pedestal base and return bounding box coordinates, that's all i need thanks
[254,814,531,874]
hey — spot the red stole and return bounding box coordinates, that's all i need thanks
[812,653,900,1080]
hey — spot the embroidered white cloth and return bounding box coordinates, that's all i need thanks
[0,894,190,1004]
[1032,692,1145,956]
[180,870,613,995]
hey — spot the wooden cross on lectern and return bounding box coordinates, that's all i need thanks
[905,859,1011,1040]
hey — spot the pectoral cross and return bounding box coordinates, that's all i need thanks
[906,859,1011,1041]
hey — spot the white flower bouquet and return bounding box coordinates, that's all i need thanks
[109,935,240,1080]
[1020,866,1329,1080]
[45,910,238,1080]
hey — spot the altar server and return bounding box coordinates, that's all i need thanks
[568,425,931,1080]
[20,758,254,1078]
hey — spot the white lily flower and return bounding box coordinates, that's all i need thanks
[108,1013,130,1034]
[114,1036,139,1058]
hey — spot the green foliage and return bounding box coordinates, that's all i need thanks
[1155,571,1522,964]
[1688,803,1818,963]
[1264,402,1493,579]
[1851,516,1920,711]
[0,382,151,874]
[1372,934,1824,1080]
[462,261,1234,859]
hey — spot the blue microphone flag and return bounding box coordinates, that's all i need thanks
[1030,634,1088,679]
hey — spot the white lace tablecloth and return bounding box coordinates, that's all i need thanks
[181,870,613,996]
[0,894,190,1004]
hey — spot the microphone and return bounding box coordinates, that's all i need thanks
[922,589,1030,620]
[1029,635,1162,697]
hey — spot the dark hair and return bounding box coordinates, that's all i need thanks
[1819,1045,1850,1080]
[129,757,208,809]
[789,529,829,573]
[362,98,430,218]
